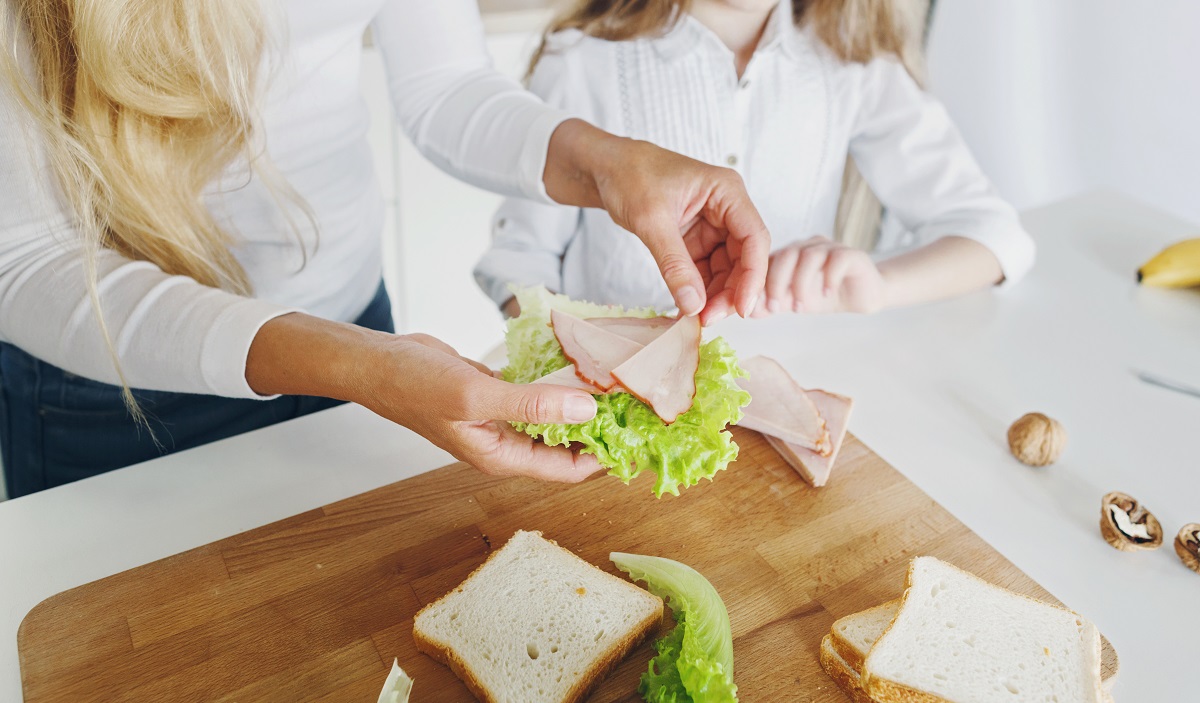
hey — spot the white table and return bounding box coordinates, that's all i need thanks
[2,190,1197,700]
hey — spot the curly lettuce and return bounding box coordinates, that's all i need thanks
[503,286,750,497]
[611,552,738,703]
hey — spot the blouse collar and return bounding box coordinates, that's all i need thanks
[653,0,800,63]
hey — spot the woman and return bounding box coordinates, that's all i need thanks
[0,0,770,498]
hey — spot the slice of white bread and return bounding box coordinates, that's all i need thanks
[862,557,1105,703]
[830,600,901,673]
[412,530,663,703]
[820,634,875,703]
[822,632,1115,703]
[829,600,1117,698]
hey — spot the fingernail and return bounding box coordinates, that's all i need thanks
[678,286,703,316]
[564,394,597,423]
[767,298,780,313]
[747,293,760,313]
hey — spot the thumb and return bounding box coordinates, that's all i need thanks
[640,216,706,316]
[472,377,598,425]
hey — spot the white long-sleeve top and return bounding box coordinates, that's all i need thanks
[474,0,1035,310]
[0,0,566,398]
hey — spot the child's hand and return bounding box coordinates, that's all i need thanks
[755,236,886,316]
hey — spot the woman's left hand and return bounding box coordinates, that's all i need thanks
[754,236,887,316]
[544,120,770,325]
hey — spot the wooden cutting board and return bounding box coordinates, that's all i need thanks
[18,429,1117,702]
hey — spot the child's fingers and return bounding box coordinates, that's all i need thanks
[792,245,829,311]
[765,246,800,311]
[823,247,857,296]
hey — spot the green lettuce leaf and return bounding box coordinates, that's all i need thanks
[611,552,738,703]
[502,286,750,497]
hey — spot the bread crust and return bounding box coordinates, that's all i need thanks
[819,635,875,703]
[411,530,664,703]
[829,599,901,673]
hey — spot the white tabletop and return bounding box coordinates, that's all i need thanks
[2,190,1197,700]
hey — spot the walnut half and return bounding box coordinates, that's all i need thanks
[1100,492,1163,552]
[1175,523,1200,574]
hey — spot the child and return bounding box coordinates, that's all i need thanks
[474,0,1034,316]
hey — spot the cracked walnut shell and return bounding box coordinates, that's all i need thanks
[1176,523,1200,574]
[1007,413,1067,466]
[1100,492,1163,551]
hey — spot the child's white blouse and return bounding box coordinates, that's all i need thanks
[474,3,1036,310]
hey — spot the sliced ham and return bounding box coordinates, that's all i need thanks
[584,316,674,346]
[610,316,701,424]
[531,365,610,394]
[735,356,830,454]
[765,390,854,487]
[550,310,643,391]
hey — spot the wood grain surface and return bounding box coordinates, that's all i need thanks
[18,429,1117,702]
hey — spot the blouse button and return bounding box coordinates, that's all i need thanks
[726,154,738,167]
[496,218,507,229]
[739,79,751,90]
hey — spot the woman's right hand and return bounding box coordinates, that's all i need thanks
[247,314,604,482]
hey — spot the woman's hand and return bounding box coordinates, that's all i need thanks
[247,315,604,482]
[754,236,886,316]
[543,120,770,324]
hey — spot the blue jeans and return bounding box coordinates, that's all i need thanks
[0,282,394,498]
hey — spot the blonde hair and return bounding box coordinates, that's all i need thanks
[2,0,307,418]
[531,0,931,249]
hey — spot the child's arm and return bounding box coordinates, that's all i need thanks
[757,234,1001,315]
[473,197,582,316]
[762,57,1035,315]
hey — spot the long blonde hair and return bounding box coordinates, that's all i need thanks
[1,0,306,416]
[530,0,931,249]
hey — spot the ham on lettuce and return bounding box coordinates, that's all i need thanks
[503,286,749,497]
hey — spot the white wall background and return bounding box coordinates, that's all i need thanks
[926,0,1200,224]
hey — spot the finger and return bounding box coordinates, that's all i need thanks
[699,289,735,326]
[792,245,829,311]
[717,196,771,316]
[462,422,605,483]
[823,248,856,297]
[468,375,598,424]
[641,215,707,316]
[765,247,799,312]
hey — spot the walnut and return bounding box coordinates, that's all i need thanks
[1175,523,1200,574]
[1007,413,1067,466]
[1100,492,1163,551]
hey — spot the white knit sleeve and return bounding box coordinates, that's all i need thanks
[371,0,571,203]
[473,42,588,307]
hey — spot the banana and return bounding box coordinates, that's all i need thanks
[1137,238,1200,288]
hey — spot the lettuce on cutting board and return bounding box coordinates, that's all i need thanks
[611,552,738,703]
[502,286,750,497]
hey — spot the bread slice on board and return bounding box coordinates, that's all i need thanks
[830,600,901,673]
[412,530,663,703]
[862,557,1105,703]
[820,634,876,703]
[828,600,1117,695]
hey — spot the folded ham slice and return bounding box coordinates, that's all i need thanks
[610,315,701,424]
[584,316,674,345]
[531,365,611,394]
[764,390,854,487]
[550,310,643,391]
[736,356,830,454]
